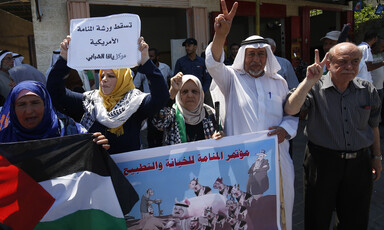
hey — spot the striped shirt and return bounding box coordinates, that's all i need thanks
[291,73,381,151]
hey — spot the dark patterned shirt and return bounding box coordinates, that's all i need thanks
[152,105,216,145]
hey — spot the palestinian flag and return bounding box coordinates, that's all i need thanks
[0,154,54,229]
[0,134,138,230]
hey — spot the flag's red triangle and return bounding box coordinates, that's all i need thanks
[0,155,55,230]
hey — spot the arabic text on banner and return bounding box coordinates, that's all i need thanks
[112,131,281,230]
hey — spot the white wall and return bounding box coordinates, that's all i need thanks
[31,0,68,73]
[170,39,186,72]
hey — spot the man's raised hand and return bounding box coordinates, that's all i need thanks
[60,35,71,61]
[214,0,238,37]
[305,49,328,84]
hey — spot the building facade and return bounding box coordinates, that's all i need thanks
[27,0,352,74]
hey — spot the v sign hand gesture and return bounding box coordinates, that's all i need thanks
[211,0,238,62]
[306,49,328,85]
[214,0,238,37]
[284,50,328,116]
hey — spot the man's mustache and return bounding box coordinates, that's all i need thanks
[250,62,262,67]
[340,70,356,74]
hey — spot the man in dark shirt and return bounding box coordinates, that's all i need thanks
[174,38,212,93]
[284,42,382,230]
[224,43,239,65]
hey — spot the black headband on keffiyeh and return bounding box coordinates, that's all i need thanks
[240,39,268,46]
[0,50,10,56]
[0,50,12,64]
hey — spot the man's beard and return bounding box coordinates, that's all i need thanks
[248,69,264,77]
[247,62,264,77]
[1,63,13,71]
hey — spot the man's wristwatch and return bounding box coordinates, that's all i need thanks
[372,155,383,160]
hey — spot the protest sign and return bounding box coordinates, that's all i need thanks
[68,13,141,70]
[112,131,281,230]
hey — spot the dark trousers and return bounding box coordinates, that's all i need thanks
[304,142,373,230]
[378,89,384,123]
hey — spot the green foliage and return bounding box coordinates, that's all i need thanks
[355,4,384,31]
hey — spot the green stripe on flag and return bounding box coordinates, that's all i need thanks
[34,209,127,230]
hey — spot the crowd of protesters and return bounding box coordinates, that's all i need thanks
[1,0,384,229]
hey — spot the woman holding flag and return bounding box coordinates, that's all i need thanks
[0,80,109,149]
[0,80,139,230]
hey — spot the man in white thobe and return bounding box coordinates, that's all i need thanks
[0,50,16,102]
[205,1,298,229]
[134,48,173,93]
[356,31,377,83]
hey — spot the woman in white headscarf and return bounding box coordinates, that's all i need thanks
[152,73,223,145]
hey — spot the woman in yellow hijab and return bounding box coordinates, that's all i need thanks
[47,36,170,154]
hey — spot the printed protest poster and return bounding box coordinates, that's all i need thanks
[112,131,281,230]
[68,13,141,70]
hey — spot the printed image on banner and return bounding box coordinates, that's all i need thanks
[112,131,280,230]
[68,13,141,70]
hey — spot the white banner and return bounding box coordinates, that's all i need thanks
[112,131,281,230]
[68,13,141,70]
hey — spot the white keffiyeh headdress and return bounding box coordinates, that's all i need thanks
[232,35,281,78]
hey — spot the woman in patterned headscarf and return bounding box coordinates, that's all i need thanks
[47,36,169,154]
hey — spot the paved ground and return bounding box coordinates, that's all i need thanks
[291,120,384,230]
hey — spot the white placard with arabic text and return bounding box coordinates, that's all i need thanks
[68,13,141,70]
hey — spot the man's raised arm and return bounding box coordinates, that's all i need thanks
[284,50,327,115]
[211,0,238,62]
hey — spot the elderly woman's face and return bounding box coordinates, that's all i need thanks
[100,69,117,95]
[15,95,44,129]
[180,80,200,111]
